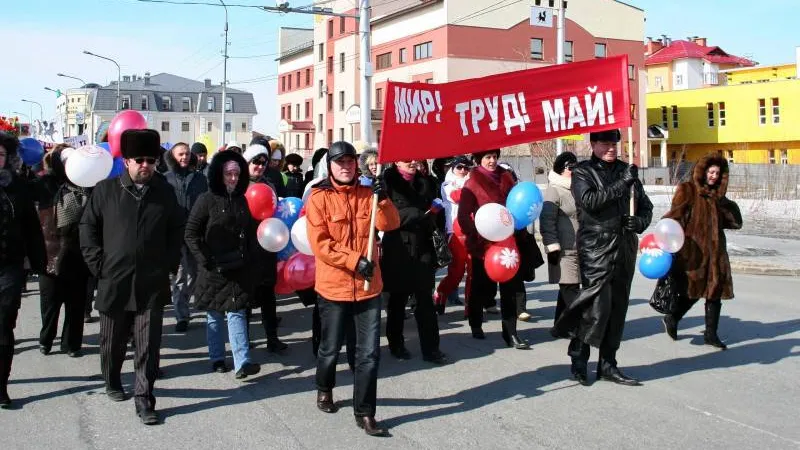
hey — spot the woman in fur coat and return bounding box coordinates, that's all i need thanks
[661,153,742,350]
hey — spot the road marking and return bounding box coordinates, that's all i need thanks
[686,405,800,447]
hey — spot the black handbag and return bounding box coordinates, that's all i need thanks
[431,227,453,269]
[649,269,687,314]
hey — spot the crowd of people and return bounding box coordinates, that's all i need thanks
[0,127,741,436]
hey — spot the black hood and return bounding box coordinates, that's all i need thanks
[0,132,19,170]
[163,147,198,173]
[207,150,249,196]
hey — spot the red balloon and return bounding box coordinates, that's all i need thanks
[274,261,294,295]
[107,111,148,158]
[484,239,520,283]
[284,253,316,291]
[639,233,660,252]
[245,183,277,220]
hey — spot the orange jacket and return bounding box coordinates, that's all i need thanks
[306,179,400,301]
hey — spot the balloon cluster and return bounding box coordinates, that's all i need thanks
[638,218,685,279]
[471,181,544,282]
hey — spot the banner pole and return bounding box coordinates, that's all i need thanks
[628,126,635,216]
[364,163,382,291]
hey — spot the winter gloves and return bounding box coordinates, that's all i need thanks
[372,176,387,200]
[621,164,639,186]
[356,257,375,281]
[622,215,647,234]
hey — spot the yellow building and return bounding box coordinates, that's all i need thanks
[646,53,800,165]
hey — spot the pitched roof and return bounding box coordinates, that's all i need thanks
[646,40,756,67]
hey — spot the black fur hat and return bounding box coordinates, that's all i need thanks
[121,129,162,159]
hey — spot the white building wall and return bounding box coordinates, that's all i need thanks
[686,59,704,89]
[333,36,359,142]
[371,2,446,45]
[672,60,689,90]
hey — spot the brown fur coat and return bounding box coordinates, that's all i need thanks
[663,154,743,300]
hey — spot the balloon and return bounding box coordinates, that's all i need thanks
[506,181,543,230]
[284,253,316,291]
[256,218,290,252]
[107,157,125,179]
[302,176,326,203]
[639,233,660,252]
[639,248,673,279]
[245,183,277,220]
[65,145,114,188]
[291,216,313,256]
[475,203,515,242]
[653,218,685,253]
[18,138,44,166]
[60,147,76,162]
[97,142,111,153]
[275,197,303,229]
[108,110,147,158]
[484,238,520,283]
[274,261,294,295]
[277,240,298,262]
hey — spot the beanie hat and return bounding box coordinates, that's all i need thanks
[242,144,269,163]
[120,129,161,159]
[553,152,578,175]
[190,142,208,154]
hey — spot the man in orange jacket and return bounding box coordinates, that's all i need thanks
[306,141,399,437]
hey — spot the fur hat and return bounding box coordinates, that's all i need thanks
[472,149,501,164]
[553,151,578,175]
[285,153,303,166]
[190,142,208,154]
[120,129,161,159]
[589,129,621,143]
[242,144,269,163]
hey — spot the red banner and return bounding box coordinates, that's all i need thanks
[378,55,631,163]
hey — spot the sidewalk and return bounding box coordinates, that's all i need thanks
[725,234,800,277]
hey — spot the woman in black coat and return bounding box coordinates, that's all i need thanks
[380,161,447,364]
[184,151,261,379]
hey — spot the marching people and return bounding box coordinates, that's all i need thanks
[540,152,580,323]
[164,142,208,333]
[457,149,533,349]
[661,153,742,350]
[305,141,400,436]
[381,159,449,364]
[37,145,92,357]
[184,150,262,377]
[551,129,653,386]
[0,132,46,408]
[283,153,305,198]
[80,129,185,425]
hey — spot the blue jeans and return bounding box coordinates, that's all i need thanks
[206,310,250,372]
[171,248,196,323]
[316,296,381,417]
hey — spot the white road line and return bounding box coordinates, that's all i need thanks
[686,405,800,447]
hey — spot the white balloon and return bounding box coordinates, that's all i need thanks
[302,176,325,204]
[65,145,113,188]
[256,218,290,252]
[653,218,685,253]
[291,216,314,256]
[475,203,515,242]
[60,147,76,162]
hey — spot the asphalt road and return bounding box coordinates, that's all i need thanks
[3,267,799,450]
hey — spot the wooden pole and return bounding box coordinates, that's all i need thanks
[628,126,635,215]
[364,163,382,291]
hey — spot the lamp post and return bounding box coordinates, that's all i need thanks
[83,50,121,111]
[21,99,43,122]
[44,87,68,137]
[56,73,87,87]
[219,0,229,147]
[58,73,91,140]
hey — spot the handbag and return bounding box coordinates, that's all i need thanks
[431,226,453,269]
[649,268,687,314]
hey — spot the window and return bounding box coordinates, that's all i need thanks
[225,97,232,113]
[287,105,291,120]
[327,129,333,146]
[671,105,679,128]
[288,75,292,90]
[241,122,247,132]
[318,114,323,132]
[207,122,213,132]
[319,80,324,98]
[340,52,345,72]
[769,149,776,164]
[399,48,408,64]
[280,105,285,119]
[707,103,714,127]
[296,103,300,121]
[564,41,573,62]
[339,127,345,142]
[296,71,300,87]
[758,98,766,125]
[327,56,333,74]
[675,74,684,85]
[726,150,734,164]
[121,95,131,110]
[318,43,324,62]
[141,95,148,110]
[376,52,392,70]
[306,68,311,85]
[296,135,300,150]
[327,93,333,111]
[282,76,286,92]
[327,19,333,38]
[181,121,190,132]
[530,38,543,60]
[305,100,310,119]
[224,122,231,132]
[339,91,345,111]
[661,106,668,128]
[594,43,607,58]
[182,97,191,112]
[771,98,780,124]
[375,87,383,110]
[207,96,215,112]
[376,129,382,144]
[161,121,169,132]
[339,17,345,34]
[426,78,434,83]
[718,102,726,126]
[414,41,433,60]
[654,76,663,89]
[305,134,310,150]
[781,149,788,165]
[162,96,172,111]
[628,65,635,80]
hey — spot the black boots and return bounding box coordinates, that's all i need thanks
[704,301,727,350]
[663,297,699,341]
[0,345,14,408]
[501,319,530,350]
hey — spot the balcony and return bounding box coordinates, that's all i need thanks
[703,72,720,86]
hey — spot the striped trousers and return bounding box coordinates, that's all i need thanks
[99,305,164,411]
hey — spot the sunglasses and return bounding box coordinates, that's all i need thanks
[133,157,157,165]
[251,158,267,166]
[454,164,470,171]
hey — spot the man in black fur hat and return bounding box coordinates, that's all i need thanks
[80,129,185,425]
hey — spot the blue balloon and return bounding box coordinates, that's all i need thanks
[97,142,111,153]
[18,137,45,166]
[639,250,673,279]
[275,197,303,229]
[107,157,125,179]
[277,240,298,261]
[506,181,543,230]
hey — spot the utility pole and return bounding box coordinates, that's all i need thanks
[359,0,372,144]
[219,1,229,148]
[555,0,566,155]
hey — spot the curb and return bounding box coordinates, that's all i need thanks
[729,261,800,277]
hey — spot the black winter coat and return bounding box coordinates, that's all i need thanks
[163,151,208,219]
[79,171,185,313]
[283,170,304,198]
[185,151,259,312]
[380,166,440,292]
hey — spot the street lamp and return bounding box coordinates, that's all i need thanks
[219,0,230,147]
[21,99,43,122]
[45,88,68,137]
[11,111,30,122]
[83,50,121,111]
[56,73,87,87]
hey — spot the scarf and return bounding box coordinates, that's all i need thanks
[476,165,501,185]
[55,183,90,228]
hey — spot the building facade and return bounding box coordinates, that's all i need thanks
[275,0,648,164]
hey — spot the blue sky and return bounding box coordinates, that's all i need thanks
[1,0,796,135]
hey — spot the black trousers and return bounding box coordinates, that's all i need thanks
[253,284,279,341]
[316,296,381,417]
[0,265,24,395]
[85,276,97,315]
[571,275,633,366]
[554,283,580,324]
[468,261,522,331]
[99,305,164,411]
[385,288,440,358]
[39,272,89,352]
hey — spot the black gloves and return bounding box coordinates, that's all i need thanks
[623,215,647,234]
[621,164,639,186]
[547,251,560,266]
[372,176,387,200]
[356,257,375,281]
